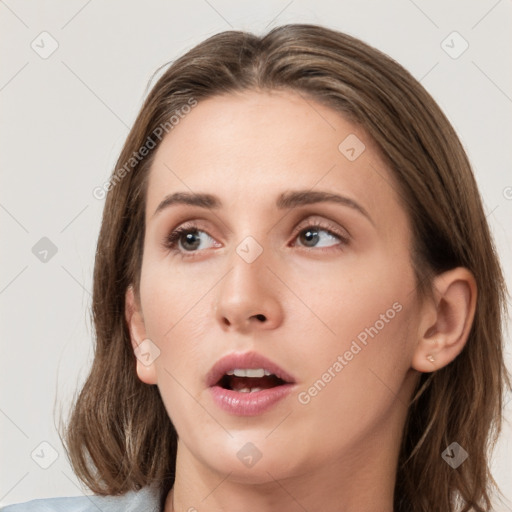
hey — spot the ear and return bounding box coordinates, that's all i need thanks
[412,267,477,373]
[125,285,158,385]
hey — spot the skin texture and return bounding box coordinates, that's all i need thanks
[125,90,477,512]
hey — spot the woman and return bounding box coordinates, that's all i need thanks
[3,23,509,512]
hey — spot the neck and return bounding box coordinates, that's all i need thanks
[166,468,395,512]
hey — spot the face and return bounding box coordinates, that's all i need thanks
[127,89,424,483]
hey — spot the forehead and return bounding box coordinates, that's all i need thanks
[145,89,403,228]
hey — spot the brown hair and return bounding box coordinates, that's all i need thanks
[61,24,510,511]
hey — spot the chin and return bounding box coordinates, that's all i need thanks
[193,435,309,484]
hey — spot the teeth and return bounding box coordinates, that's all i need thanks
[234,368,264,378]
[237,387,263,393]
[229,368,273,378]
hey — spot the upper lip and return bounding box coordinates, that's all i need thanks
[206,351,296,387]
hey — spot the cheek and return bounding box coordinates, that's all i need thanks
[292,252,417,403]
[294,312,416,453]
[139,267,209,427]
[140,256,207,336]
[139,261,214,385]
[292,247,415,343]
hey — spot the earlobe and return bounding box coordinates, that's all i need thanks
[412,267,477,373]
[125,285,158,385]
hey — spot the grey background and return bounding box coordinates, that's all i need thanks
[1,0,511,508]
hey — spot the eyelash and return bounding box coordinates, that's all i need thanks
[162,220,350,259]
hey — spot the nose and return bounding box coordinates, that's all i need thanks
[214,248,284,334]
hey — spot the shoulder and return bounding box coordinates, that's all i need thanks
[0,485,163,512]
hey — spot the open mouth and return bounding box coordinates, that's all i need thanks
[206,352,297,397]
[208,355,296,414]
[216,371,287,393]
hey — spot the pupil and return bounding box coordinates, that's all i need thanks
[182,231,200,251]
[301,228,319,247]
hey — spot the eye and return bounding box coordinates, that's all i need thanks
[291,221,349,251]
[163,221,219,256]
[162,219,349,259]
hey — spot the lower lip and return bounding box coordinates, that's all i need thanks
[209,384,295,416]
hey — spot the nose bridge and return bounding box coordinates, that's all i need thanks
[222,232,270,305]
[224,209,273,285]
[214,229,283,331]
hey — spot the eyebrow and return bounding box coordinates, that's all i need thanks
[152,190,374,225]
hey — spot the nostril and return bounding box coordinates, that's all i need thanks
[254,314,266,322]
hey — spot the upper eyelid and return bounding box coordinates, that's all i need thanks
[294,217,350,239]
[161,202,362,233]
